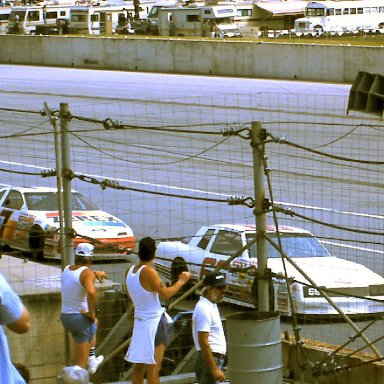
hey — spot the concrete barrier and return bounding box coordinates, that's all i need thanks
[1,35,384,82]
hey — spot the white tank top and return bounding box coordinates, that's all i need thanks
[126,265,163,319]
[61,265,89,314]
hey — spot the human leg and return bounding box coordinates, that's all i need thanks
[146,314,168,384]
[194,352,217,384]
[131,363,145,384]
[74,341,91,369]
[61,313,102,373]
[87,330,104,375]
[146,343,166,384]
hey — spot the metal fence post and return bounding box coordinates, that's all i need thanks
[60,103,74,267]
[251,121,269,312]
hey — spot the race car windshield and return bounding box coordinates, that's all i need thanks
[245,233,330,259]
[25,192,98,211]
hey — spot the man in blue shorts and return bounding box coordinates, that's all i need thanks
[60,243,107,375]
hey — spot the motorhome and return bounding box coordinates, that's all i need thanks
[70,1,154,34]
[0,6,11,34]
[158,4,241,37]
[145,0,178,34]
[8,4,72,34]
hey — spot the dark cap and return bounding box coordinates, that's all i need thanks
[138,237,156,259]
[203,272,227,287]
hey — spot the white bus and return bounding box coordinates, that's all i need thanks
[0,7,11,34]
[8,4,72,34]
[294,0,384,34]
[70,1,154,34]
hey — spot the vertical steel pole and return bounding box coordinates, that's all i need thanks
[60,103,74,267]
[59,103,73,366]
[44,103,66,272]
[251,121,269,312]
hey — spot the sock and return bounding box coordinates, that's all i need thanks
[89,347,95,358]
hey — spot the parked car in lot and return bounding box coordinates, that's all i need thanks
[0,186,135,261]
[155,224,384,316]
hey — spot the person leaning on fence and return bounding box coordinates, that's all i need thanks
[0,272,31,383]
[124,236,191,384]
[60,243,107,376]
[192,272,227,384]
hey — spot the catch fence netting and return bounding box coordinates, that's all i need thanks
[0,91,383,383]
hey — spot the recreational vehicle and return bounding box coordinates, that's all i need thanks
[8,4,72,34]
[70,1,154,34]
[158,4,241,37]
[0,6,11,34]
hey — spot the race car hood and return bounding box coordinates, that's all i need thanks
[33,210,133,238]
[266,257,384,288]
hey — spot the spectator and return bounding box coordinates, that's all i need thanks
[0,272,31,383]
[192,272,227,384]
[60,243,107,376]
[124,236,191,384]
[42,5,47,24]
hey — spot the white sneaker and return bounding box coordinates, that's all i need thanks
[87,355,104,375]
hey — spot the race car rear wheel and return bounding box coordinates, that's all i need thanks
[29,226,45,262]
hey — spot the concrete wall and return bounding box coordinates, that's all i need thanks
[1,35,384,82]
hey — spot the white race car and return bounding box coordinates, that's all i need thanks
[0,186,135,261]
[155,224,384,316]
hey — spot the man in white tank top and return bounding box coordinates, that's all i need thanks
[60,243,107,376]
[125,237,191,384]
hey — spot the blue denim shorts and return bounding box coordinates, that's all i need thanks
[154,313,169,346]
[61,313,97,343]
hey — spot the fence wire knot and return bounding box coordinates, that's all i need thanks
[41,169,57,178]
[100,179,121,190]
[227,196,254,208]
[103,118,123,130]
[273,204,294,216]
[63,169,76,180]
[222,126,251,140]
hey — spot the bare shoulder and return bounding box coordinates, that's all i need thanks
[141,265,158,279]
[80,267,94,282]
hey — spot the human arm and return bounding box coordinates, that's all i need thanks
[198,331,225,382]
[80,269,97,321]
[6,306,30,334]
[0,274,31,334]
[142,267,190,300]
[93,270,107,283]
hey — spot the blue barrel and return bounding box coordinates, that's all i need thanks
[226,311,283,384]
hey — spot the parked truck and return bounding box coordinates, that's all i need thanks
[157,4,241,37]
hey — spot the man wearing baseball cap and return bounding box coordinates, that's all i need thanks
[192,272,227,384]
[60,243,107,376]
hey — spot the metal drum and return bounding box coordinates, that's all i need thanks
[226,311,283,384]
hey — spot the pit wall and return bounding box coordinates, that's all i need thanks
[1,35,384,82]
[282,338,384,384]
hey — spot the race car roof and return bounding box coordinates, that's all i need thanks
[210,223,312,234]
